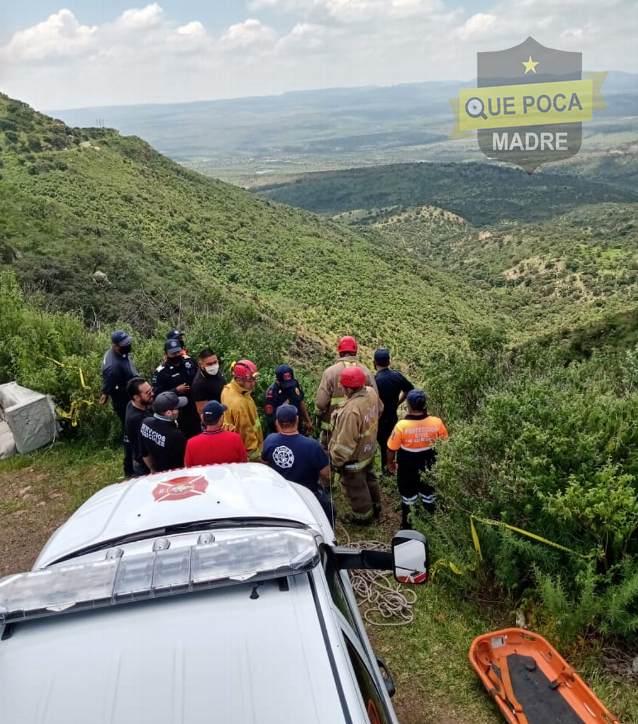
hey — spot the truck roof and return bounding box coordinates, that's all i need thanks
[0,574,349,724]
[35,464,333,569]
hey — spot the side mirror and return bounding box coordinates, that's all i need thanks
[392,530,428,584]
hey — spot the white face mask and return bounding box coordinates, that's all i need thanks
[205,364,220,376]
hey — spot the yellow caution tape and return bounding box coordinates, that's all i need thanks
[430,514,600,581]
[45,357,94,427]
[46,357,91,390]
[469,515,599,561]
[429,558,470,581]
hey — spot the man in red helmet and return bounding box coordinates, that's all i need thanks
[315,336,377,454]
[221,359,264,461]
[329,366,383,525]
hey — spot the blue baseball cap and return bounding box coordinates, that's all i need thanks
[275,364,297,389]
[167,329,183,340]
[111,330,132,346]
[406,389,427,411]
[374,348,390,366]
[276,404,298,423]
[202,400,227,423]
[164,339,183,355]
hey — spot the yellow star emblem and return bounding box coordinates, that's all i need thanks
[522,55,539,74]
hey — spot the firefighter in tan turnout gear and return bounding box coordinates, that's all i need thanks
[329,366,383,525]
[315,336,377,452]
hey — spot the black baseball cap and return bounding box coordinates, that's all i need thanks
[374,348,390,366]
[154,391,188,414]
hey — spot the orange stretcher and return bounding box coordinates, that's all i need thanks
[469,628,620,724]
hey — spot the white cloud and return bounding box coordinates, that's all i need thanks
[176,21,207,39]
[117,3,164,31]
[4,9,97,61]
[456,13,497,41]
[221,19,278,49]
[277,22,327,52]
[0,1,636,109]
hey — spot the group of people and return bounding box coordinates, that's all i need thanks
[101,330,448,528]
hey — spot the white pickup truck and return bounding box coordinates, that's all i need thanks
[0,463,427,724]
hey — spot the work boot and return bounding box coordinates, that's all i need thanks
[373,502,382,519]
[341,511,373,526]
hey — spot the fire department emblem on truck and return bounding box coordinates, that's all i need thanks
[152,475,209,502]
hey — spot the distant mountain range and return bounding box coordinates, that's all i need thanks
[47,73,638,176]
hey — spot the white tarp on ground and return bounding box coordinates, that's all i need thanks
[0,382,58,458]
[0,420,16,460]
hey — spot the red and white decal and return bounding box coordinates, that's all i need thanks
[152,475,209,502]
[396,570,428,584]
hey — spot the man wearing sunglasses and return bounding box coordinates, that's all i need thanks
[221,359,263,462]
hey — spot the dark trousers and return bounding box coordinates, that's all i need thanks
[115,407,134,477]
[340,461,381,521]
[378,415,397,472]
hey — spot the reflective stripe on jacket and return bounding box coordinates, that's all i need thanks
[329,386,382,469]
[315,356,379,429]
[221,379,264,460]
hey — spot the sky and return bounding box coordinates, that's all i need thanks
[0,0,636,111]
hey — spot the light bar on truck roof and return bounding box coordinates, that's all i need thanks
[0,529,319,625]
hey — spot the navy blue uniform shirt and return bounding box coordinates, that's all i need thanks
[152,355,200,438]
[101,347,139,416]
[262,432,329,492]
[264,381,305,434]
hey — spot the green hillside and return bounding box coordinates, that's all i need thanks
[0,94,504,374]
[364,201,638,341]
[3,94,638,721]
[255,162,637,226]
[255,162,638,345]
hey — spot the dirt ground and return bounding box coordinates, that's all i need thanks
[0,466,70,577]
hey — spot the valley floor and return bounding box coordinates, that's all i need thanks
[0,443,636,724]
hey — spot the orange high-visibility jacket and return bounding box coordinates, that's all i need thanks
[387,415,448,453]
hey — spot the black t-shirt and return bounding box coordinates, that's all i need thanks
[138,416,187,473]
[191,369,227,405]
[375,368,414,421]
[125,401,152,463]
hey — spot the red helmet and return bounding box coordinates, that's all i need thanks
[337,336,358,354]
[232,359,260,380]
[340,366,366,389]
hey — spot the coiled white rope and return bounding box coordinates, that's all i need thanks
[338,525,417,627]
